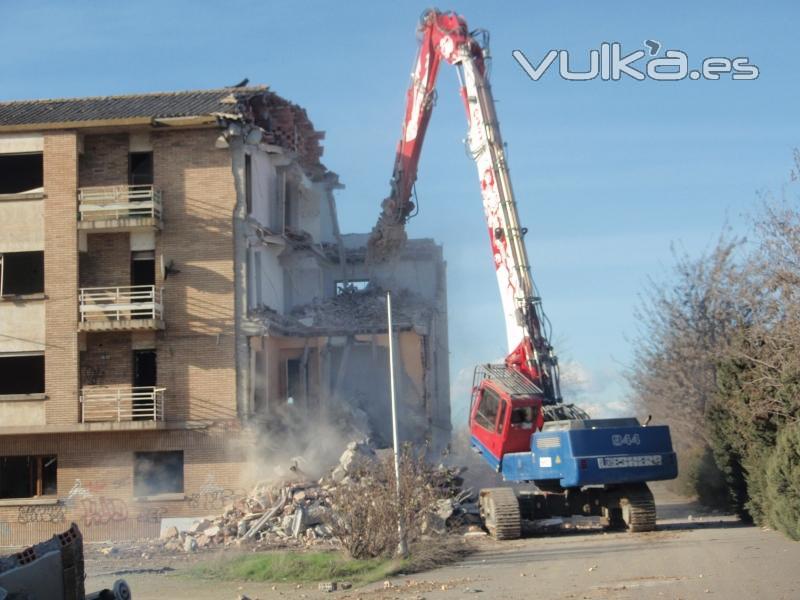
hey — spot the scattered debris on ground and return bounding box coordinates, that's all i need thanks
[155,440,477,554]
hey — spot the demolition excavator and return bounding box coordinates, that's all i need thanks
[367,9,677,539]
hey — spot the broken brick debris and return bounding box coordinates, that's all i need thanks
[159,441,471,553]
[251,287,434,337]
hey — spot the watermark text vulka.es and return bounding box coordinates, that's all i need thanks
[513,41,759,81]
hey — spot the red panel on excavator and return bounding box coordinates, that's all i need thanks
[469,365,544,461]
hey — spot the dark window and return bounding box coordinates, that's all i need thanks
[475,387,501,431]
[0,456,57,499]
[335,279,369,295]
[131,251,155,320]
[134,451,183,496]
[133,350,157,387]
[0,153,43,194]
[245,154,252,214]
[0,354,44,395]
[286,357,308,406]
[133,350,157,420]
[0,251,44,296]
[130,251,155,286]
[129,152,153,186]
[511,406,536,429]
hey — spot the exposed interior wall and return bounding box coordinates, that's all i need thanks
[258,331,430,447]
[251,230,451,449]
[250,246,284,313]
[246,148,278,229]
[293,173,321,240]
[346,239,451,444]
[282,253,325,311]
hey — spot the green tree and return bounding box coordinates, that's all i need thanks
[765,421,800,540]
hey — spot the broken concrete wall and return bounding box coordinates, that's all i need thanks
[248,245,285,314]
[315,183,338,245]
[281,251,326,311]
[326,332,430,447]
[338,235,451,447]
[250,233,451,450]
[237,88,451,453]
[247,148,278,229]
[341,234,444,303]
[251,330,432,448]
[289,171,321,240]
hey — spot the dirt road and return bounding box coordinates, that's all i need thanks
[85,489,799,599]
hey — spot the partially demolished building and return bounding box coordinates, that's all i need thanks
[0,86,449,544]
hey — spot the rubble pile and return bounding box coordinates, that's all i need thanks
[289,287,433,332]
[162,441,472,552]
[250,287,435,336]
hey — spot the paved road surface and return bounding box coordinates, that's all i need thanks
[85,489,800,599]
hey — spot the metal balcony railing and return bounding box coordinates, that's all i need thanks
[78,184,162,221]
[79,285,163,322]
[80,386,166,422]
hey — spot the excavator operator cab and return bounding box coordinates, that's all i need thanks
[469,365,545,465]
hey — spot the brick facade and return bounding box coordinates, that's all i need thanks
[80,332,133,388]
[79,233,131,288]
[78,133,129,187]
[43,131,80,426]
[151,128,237,422]
[0,427,248,545]
[0,88,424,548]
[1,125,244,546]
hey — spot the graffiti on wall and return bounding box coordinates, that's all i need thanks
[17,505,66,524]
[137,507,166,524]
[80,497,129,526]
[11,475,245,532]
[187,475,245,511]
[65,479,94,507]
[9,477,165,533]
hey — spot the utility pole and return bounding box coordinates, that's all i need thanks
[387,291,408,558]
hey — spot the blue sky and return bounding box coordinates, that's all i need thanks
[3,1,798,425]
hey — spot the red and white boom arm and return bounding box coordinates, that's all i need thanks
[368,9,562,403]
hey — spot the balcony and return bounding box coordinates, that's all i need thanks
[78,285,164,331]
[80,386,166,423]
[77,185,162,232]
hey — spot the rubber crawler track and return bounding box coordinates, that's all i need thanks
[480,488,521,540]
[621,484,657,532]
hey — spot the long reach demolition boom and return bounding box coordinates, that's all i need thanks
[368,9,677,540]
